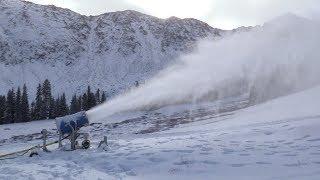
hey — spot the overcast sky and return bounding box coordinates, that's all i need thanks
[28,0,320,29]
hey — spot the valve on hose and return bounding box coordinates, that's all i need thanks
[81,133,90,149]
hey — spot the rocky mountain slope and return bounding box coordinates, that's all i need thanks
[0,0,223,98]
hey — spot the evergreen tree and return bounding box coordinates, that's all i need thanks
[21,84,30,122]
[0,96,6,125]
[30,102,36,121]
[77,95,82,111]
[59,93,69,116]
[35,84,44,120]
[49,97,56,119]
[15,87,22,122]
[86,86,96,110]
[70,94,79,114]
[42,79,53,119]
[53,97,60,118]
[5,89,15,123]
[101,91,107,103]
[95,89,101,104]
[82,93,88,111]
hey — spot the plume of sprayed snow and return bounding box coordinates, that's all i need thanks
[88,14,320,122]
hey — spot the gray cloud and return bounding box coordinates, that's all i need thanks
[66,0,145,16]
[206,0,320,28]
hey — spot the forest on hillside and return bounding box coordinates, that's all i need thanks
[0,79,108,125]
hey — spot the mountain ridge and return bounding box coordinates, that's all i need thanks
[0,0,225,98]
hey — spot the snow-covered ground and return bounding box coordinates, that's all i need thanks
[1,86,320,179]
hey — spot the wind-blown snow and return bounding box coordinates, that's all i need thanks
[88,14,320,122]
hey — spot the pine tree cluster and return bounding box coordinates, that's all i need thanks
[0,79,107,125]
[69,86,107,114]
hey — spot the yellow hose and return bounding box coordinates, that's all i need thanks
[0,135,70,160]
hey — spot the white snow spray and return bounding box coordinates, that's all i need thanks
[88,14,320,122]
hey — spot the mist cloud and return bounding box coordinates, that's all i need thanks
[88,14,320,122]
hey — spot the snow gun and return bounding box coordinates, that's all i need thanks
[55,111,90,150]
[0,112,91,160]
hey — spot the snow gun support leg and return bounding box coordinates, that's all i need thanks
[41,129,50,152]
[98,136,108,150]
[58,133,63,148]
[69,127,78,151]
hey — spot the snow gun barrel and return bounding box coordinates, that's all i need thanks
[55,111,89,135]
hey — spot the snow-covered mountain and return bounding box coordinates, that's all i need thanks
[0,0,223,98]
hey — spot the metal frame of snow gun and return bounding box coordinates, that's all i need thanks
[0,135,70,160]
[0,112,90,160]
[55,111,90,150]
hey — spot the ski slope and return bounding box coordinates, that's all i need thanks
[0,86,320,179]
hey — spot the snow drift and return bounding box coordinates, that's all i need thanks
[88,14,320,122]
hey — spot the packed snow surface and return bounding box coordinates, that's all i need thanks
[1,86,320,179]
